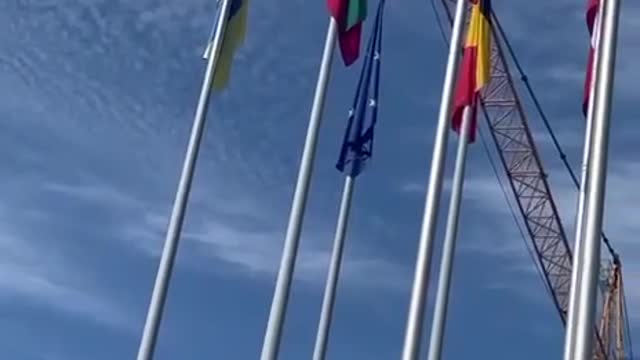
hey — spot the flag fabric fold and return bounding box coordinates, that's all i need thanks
[450,0,492,143]
[327,0,368,66]
[212,0,249,90]
[336,0,385,177]
[582,0,600,115]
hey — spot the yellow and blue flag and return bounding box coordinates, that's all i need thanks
[209,0,248,90]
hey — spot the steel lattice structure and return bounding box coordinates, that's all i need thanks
[486,15,577,321]
[598,260,626,359]
[480,14,575,321]
[441,0,573,323]
[438,1,630,358]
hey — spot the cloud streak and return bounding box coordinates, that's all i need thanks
[1,0,638,357]
[38,174,411,293]
[0,204,131,331]
[400,149,640,314]
[113,184,411,292]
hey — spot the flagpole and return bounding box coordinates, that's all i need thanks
[563,0,605,357]
[312,176,355,360]
[569,0,621,356]
[136,1,232,359]
[426,106,472,360]
[401,0,468,357]
[260,19,338,360]
[562,90,592,360]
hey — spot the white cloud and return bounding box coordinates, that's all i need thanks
[399,170,543,281]
[402,173,521,217]
[0,262,127,329]
[37,172,408,294]
[447,159,640,344]
[43,181,143,209]
[0,210,131,331]
[400,182,426,195]
[542,64,586,84]
[531,128,586,151]
[4,0,637,354]
[399,146,639,316]
[483,0,640,109]
[121,200,410,292]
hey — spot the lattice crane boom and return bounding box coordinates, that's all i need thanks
[437,1,631,358]
[597,260,626,359]
[442,0,574,324]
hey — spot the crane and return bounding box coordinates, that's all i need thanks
[435,0,633,358]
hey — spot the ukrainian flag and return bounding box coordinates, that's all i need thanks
[451,0,491,143]
[212,0,248,90]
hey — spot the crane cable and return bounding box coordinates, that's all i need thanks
[491,12,633,355]
[490,13,619,262]
[426,0,631,357]
[427,0,553,303]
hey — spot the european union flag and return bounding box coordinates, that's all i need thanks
[335,0,385,177]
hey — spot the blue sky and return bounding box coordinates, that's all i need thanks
[1,0,638,359]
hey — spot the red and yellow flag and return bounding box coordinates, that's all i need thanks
[451,0,492,143]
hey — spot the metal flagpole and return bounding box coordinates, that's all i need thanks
[569,0,621,356]
[401,0,468,357]
[312,176,355,360]
[426,106,472,360]
[260,19,338,360]
[136,1,232,359]
[311,3,384,356]
[563,0,605,357]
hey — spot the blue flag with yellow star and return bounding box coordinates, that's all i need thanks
[335,0,385,177]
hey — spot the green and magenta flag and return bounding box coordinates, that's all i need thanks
[327,0,367,66]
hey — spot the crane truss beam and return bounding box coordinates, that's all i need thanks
[439,1,629,358]
[441,0,574,322]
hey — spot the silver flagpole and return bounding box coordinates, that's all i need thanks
[401,0,468,357]
[563,0,605,357]
[136,1,232,359]
[312,176,355,360]
[570,0,621,356]
[260,19,338,360]
[426,106,472,360]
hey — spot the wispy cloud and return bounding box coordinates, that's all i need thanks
[489,0,640,111]
[400,182,425,195]
[187,218,411,290]
[114,186,411,292]
[399,171,541,272]
[40,173,410,293]
[0,205,131,331]
[2,0,638,356]
[43,181,143,209]
[400,152,640,316]
[400,173,518,217]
